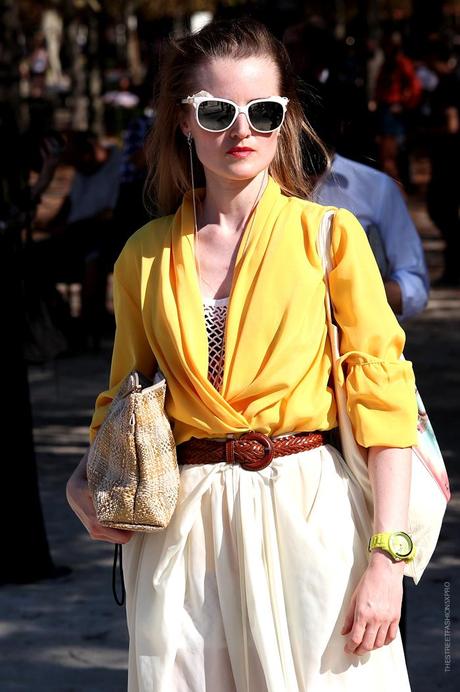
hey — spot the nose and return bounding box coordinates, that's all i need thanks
[230,112,251,138]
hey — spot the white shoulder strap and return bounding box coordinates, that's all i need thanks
[316,209,335,277]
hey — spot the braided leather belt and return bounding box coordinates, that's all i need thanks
[176,430,327,472]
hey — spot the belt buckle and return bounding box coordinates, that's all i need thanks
[235,431,274,471]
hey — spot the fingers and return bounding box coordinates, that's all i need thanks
[385,620,399,646]
[352,624,389,656]
[344,619,367,655]
[85,517,134,544]
[341,587,400,656]
[345,616,400,656]
[66,467,133,544]
[342,563,404,656]
[73,497,134,544]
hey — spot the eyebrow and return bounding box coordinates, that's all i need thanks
[190,93,277,101]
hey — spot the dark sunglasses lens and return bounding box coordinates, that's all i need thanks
[197,100,236,131]
[248,101,284,131]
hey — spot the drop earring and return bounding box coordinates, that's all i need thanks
[186,132,198,239]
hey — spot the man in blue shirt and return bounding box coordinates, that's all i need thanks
[313,153,430,321]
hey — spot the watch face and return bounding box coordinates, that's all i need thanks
[389,532,413,558]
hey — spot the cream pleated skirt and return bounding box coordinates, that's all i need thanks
[122,443,412,691]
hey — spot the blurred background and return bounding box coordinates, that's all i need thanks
[0,1,459,690]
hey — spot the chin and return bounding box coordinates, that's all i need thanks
[227,170,266,184]
[217,160,271,181]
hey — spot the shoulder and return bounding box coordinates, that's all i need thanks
[279,193,365,264]
[282,192,337,221]
[335,154,381,178]
[282,193,361,236]
[329,156,397,217]
[334,154,392,192]
[113,214,175,279]
[287,195,370,265]
[117,215,174,262]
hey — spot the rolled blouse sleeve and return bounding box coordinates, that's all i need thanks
[88,237,157,444]
[328,208,418,448]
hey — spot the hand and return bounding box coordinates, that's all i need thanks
[66,451,133,544]
[341,551,405,656]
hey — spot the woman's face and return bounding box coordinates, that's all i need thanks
[180,56,283,185]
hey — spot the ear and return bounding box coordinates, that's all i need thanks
[179,113,192,138]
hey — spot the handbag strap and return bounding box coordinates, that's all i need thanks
[317,209,336,277]
[316,209,336,325]
[112,543,126,607]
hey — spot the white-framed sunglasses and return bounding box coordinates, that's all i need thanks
[181,94,289,133]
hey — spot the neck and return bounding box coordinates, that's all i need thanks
[198,170,268,234]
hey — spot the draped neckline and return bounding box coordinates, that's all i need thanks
[168,174,282,418]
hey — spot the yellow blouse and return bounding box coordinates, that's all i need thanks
[89,176,418,448]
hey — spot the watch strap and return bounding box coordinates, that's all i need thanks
[368,532,392,552]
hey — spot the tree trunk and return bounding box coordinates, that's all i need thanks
[0,227,56,584]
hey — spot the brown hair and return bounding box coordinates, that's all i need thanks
[144,18,329,215]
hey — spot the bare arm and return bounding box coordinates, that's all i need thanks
[341,446,411,655]
[368,446,411,531]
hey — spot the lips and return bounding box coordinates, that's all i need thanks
[227,147,254,154]
[226,146,255,157]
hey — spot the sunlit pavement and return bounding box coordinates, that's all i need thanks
[0,193,458,691]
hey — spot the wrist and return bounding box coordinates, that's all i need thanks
[368,548,406,572]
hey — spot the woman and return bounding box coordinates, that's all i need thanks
[67,19,418,692]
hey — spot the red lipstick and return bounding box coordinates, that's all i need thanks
[226,146,254,158]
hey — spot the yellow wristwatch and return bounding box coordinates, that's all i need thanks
[368,531,416,562]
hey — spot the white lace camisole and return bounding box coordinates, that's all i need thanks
[203,296,229,392]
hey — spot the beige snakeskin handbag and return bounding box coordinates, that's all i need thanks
[87,370,180,532]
